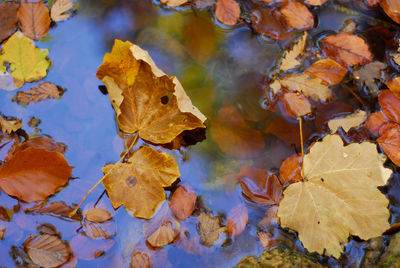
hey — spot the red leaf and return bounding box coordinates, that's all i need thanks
[305,58,348,85]
[364,111,391,137]
[226,204,248,236]
[378,124,400,166]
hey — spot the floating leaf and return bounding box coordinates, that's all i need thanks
[278,134,391,258]
[83,223,111,239]
[353,61,386,96]
[146,222,178,248]
[14,82,64,105]
[250,8,291,40]
[328,110,367,133]
[15,137,66,154]
[320,33,373,67]
[197,213,225,247]
[28,201,81,221]
[364,111,390,137]
[215,0,240,26]
[279,154,303,186]
[51,0,74,22]
[0,114,22,134]
[277,74,331,101]
[102,146,180,219]
[305,58,347,85]
[280,32,307,71]
[379,90,400,123]
[226,204,248,237]
[160,0,189,6]
[85,208,112,223]
[280,1,314,30]
[18,1,50,40]
[131,251,151,268]
[0,2,19,43]
[380,0,400,24]
[378,124,400,166]
[169,185,196,221]
[281,91,312,117]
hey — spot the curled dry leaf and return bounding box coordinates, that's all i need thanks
[304,0,328,5]
[281,91,312,117]
[380,0,400,24]
[250,8,291,40]
[386,77,400,99]
[278,134,392,258]
[364,111,390,137]
[279,154,303,186]
[169,185,197,221]
[198,213,225,247]
[146,222,179,248]
[160,0,189,6]
[0,114,22,134]
[378,124,400,166]
[320,33,373,67]
[51,0,74,22]
[102,146,180,219]
[131,251,151,268]
[215,0,240,26]
[85,208,112,223]
[18,1,50,40]
[96,40,205,144]
[328,110,367,133]
[239,166,283,206]
[379,90,400,123]
[0,2,19,43]
[24,234,71,268]
[0,147,73,202]
[279,32,307,71]
[210,105,265,158]
[226,204,248,237]
[305,58,347,85]
[280,1,314,30]
[14,82,64,105]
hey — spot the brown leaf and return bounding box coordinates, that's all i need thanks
[160,0,189,6]
[279,154,303,186]
[280,1,314,30]
[305,58,347,85]
[83,223,111,239]
[378,124,400,166]
[304,0,328,5]
[70,234,114,261]
[0,114,22,134]
[380,0,400,24]
[146,222,179,248]
[210,106,265,158]
[386,77,400,99]
[281,91,312,117]
[251,8,291,40]
[198,213,225,247]
[0,227,5,240]
[0,147,73,202]
[24,234,71,267]
[18,1,50,40]
[320,33,373,67]
[239,166,282,206]
[0,2,19,43]
[364,111,390,137]
[14,82,64,105]
[226,204,248,237]
[215,0,240,26]
[50,0,74,22]
[85,208,112,223]
[29,201,81,221]
[131,251,151,268]
[379,90,400,124]
[0,206,10,221]
[169,185,196,221]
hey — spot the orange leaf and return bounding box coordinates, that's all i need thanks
[379,90,400,124]
[320,33,373,67]
[366,0,381,5]
[305,58,348,85]
[15,137,66,154]
[17,1,50,40]
[215,0,240,26]
[85,208,112,223]
[14,82,64,105]
[380,0,400,24]
[27,201,81,221]
[386,77,400,99]
[280,1,314,30]
[210,106,264,158]
[169,185,197,221]
[0,147,73,202]
[378,124,400,166]
[0,2,19,43]
[364,111,390,137]
[281,91,312,117]
[250,8,291,40]
[279,154,303,186]
[226,204,248,236]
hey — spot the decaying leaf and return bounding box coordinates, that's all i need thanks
[169,185,197,221]
[96,40,205,144]
[305,58,347,85]
[131,251,151,268]
[279,32,307,71]
[226,204,248,237]
[380,0,400,24]
[85,208,112,223]
[198,213,225,247]
[0,31,50,85]
[278,134,392,258]
[277,74,331,101]
[281,91,312,117]
[102,146,180,219]
[160,0,189,6]
[328,110,367,133]
[386,77,400,99]
[280,1,314,30]
[320,33,373,67]
[0,147,73,202]
[0,114,22,134]
[378,125,400,166]
[28,201,81,221]
[18,1,51,40]
[279,154,303,186]
[353,61,386,96]
[51,0,74,22]
[13,82,64,105]
[215,0,240,26]
[146,222,178,247]
[0,2,19,43]
[24,234,71,267]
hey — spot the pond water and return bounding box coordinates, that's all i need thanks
[1,0,400,267]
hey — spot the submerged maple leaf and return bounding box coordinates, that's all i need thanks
[278,134,391,258]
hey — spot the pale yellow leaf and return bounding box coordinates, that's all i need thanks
[280,32,307,71]
[328,110,367,133]
[51,0,74,22]
[160,0,189,6]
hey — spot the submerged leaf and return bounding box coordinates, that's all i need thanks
[279,154,303,186]
[378,124,400,166]
[146,222,178,248]
[281,91,312,117]
[18,1,50,40]
[364,111,390,137]
[280,1,314,30]
[169,185,196,221]
[226,204,248,237]
[14,82,64,105]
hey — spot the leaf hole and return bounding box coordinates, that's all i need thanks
[320,178,324,182]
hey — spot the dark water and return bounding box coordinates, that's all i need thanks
[1,0,400,267]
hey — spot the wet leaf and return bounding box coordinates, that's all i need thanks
[83,223,111,239]
[169,185,197,221]
[96,40,205,144]
[305,58,347,85]
[24,234,71,268]
[265,117,312,147]
[328,110,367,133]
[102,146,180,219]
[279,32,307,71]
[197,213,225,247]
[146,222,178,247]
[0,31,50,85]
[364,111,390,137]
[379,90,400,123]
[281,91,312,117]
[386,76,400,99]
[15,137,66,154]
[0,114,22,134]
[226,204,248,237]
[353,61,386,96]
[378,124,400,166]
[210,106,264,158]
[85,208,112,223]
[160,0,189,6]
[0,147,73,202]
[280,1,314,30]
[239,166,282,206]
[215,0,240,26]
[279,154,303,186]
[51,0,74,22]
[131,251,151,268]
[278,134,392,258]
[304,0,328,5]
[13,82,64,105]
[380,0,400,24]
[0,2,19,43]
[29,201,81,221]
[320,33,373,67]
[250,8,291,40]
[18,1,50,40]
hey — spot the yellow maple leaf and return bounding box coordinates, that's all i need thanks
[278,134,391,258]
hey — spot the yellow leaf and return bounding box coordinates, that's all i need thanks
[102,146,180,219]
[278,134,391,258]
[280,32,307,71]
[328,110,367,133]
[0,31,50,86]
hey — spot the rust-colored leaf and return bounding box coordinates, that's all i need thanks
[198,213,225,247]
[279,154,303,186]
[239,166,283,206]
[386,77,400,99]
[85,208,112,223]
[380,0,400,24]
[305,58,347,85]
[24,234,71,267]
[320,33,373,67]
[379,90,400,124]
[226,204,248,237]
[131,251,151,268]
[15,137,66,154]
[14,82,64,105]
[146,221,178,248]
[280,1,314,30]
[0,227,5,240]
[281,91,312,117]
[0,206,10,221]
[250,8,292,40]
[378,124,400,166]
[29,201,81,221]
[0,147,73,202]
[0,2,19,43]
[18,1,50,40]
[364,111,391,137]
[210,106,265,158]
[215,0,240,26]
[169,185,196,221]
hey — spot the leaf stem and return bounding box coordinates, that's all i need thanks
[297,117,304,178]
[69,134,139,217]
